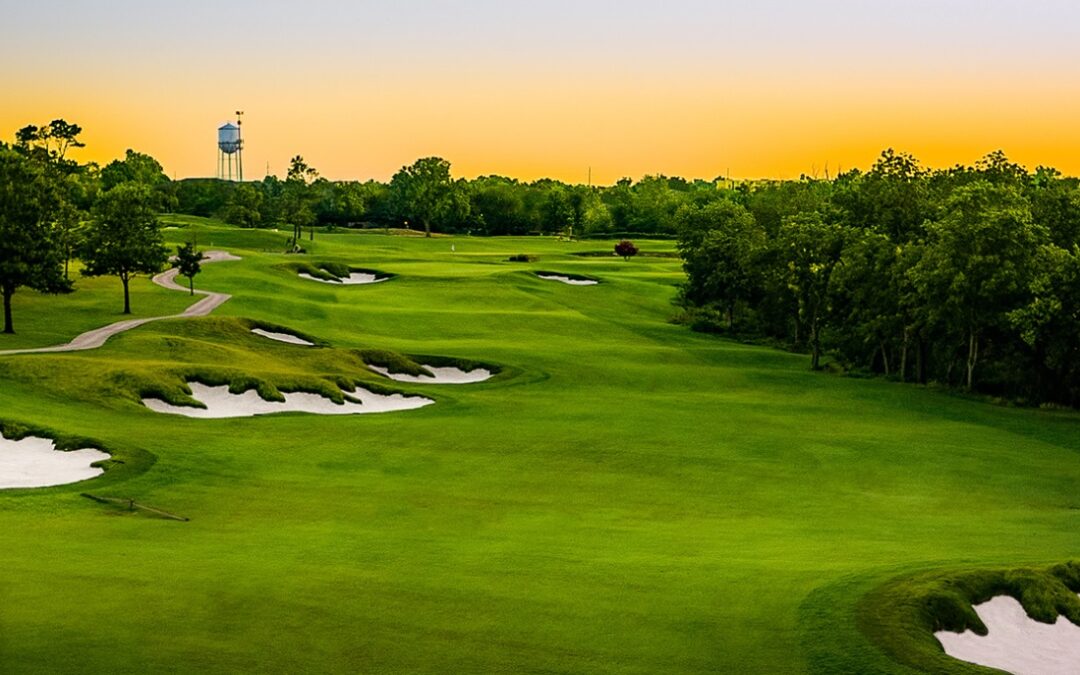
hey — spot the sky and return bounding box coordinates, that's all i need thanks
[1,0,1079,184]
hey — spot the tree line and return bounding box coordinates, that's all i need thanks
[676,149,1080,408]
[0,120,181,331]
[170,157,732,238]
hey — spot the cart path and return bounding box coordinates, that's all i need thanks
[0,251,241,356]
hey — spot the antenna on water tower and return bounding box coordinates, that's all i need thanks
[217,111,245,181]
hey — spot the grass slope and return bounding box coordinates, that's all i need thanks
[0,220,1077,673]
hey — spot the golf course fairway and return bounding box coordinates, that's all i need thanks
[1,221,1078,674]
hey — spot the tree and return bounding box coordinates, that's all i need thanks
[615,240,639,261]
[777,213,845,370]
[220,183,263,228]
[1009,244,1080,405]
[100,149,169,191]
[173,242,203,295]
[389,157,455,237]
[912,181,1046,390]
[0,149,67,334]
[82,183,168,314]
[52,200,84,280]
[675,201,765,329]
[14,119,85,169]
[283,155,318,245]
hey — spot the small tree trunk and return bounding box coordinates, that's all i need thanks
[899,328,909,383]
[122,274,131,315]
[64,254,70,280]
[189,276,195,296]
[726,304,734,330]
[2,286,14,334]
[880,342,890,376]
[310,225,314,242]
[917,337,927,384]
[424,219,431,238]
[966,329,978,392]
[810,315,821,370]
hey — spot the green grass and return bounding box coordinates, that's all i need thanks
[1,262,200,350]
[0,218,1077,673]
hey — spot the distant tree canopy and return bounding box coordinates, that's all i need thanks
[169,159,737,238]
[674,149,1080,408]
[6,120,1080,409]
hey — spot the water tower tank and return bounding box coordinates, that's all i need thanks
[218,123,240,154]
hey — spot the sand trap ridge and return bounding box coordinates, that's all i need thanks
[251,328,314,346]
[935,595,1080,675]
[299,271,388,285]
[537,273,598,286]
[369,364,493,384]
[0,432,110,489]
[143,382,432,418]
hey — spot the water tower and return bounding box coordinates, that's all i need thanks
[217,111,244,181]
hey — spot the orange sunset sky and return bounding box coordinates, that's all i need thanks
[2,1,1079,184]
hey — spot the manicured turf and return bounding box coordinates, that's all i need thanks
[0,222,1077,673]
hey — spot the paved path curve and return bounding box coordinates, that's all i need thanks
[0,251,241,356]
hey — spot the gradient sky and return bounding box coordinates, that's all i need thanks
[2,0,1079,183]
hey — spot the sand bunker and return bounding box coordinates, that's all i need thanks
[299,271,388,285]
[537,273,598,286]
[369,364,493,384]
[142,382,432,418]
[935,595,1080,675]
[0,432,110,489]
[250,328,314,346]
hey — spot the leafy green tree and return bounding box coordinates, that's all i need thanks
[1008,244,1080,404]
[777,213,845,369]
[173,242,203,295]
[470,177,526,235]
[101,149,169,191]
[282,155,318,244]
[52,201,85,280]
[221,183,263,228]
[912,181,1046,390]
[82,183,168,314]
[389,157,455,238]
[834,149,928,242]
[676,201,766,329]
[0,149,67,334]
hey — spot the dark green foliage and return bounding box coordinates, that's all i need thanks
[173,241,202,295]
[677,149,1080,407]
[81,183,169,314]
[389,157,463,238]
[506,254,537,262]
[0,148,68,333]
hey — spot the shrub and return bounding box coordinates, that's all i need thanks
[615,240,639,260]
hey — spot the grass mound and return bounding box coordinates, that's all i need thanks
[359,349,501,379]
[534,270,600,283]
[284,261,394,283]
[0,418,153,491]
[857,563,1080,672]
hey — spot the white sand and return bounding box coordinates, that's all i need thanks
[935,595,1080,675]
[0,432,110,489]
[250,328,314,346]
[537,274,598,286]
[142,382,433,418]
[369,364,493,384]
[299,271,388,285]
